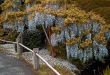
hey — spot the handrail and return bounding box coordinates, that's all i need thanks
[19,43,34,52]
[35,52,61,75]
[0,39,61,75]
[0,39,17,44]
[19,43,60,75]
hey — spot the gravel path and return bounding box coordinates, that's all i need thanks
[22,49,79,72]
[0,44,79,75]
[0,44,36,75]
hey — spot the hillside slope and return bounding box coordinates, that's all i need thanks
[75,0,110,23]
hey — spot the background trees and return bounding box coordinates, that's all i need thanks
[75,0,110,23]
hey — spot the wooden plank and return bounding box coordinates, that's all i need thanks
[19,43,34,52]
[0,39,17,44]
[33,48,40,70]
[16,39,22,55]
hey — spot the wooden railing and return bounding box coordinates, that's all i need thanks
[0,38,61,75]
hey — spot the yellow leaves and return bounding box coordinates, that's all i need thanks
[41,0,58,4]
[5,11,26,22]
[94,32,106,43]
[5,12,16,23]
[103,24,110,29]
[82,29,91,35]
[35,5,45,12]
[1,0,107,32]
[89,12,106,24]
[56,9,67,17]
[0,0,13,10]
[64,17,76,26]
[59,6,89,25]
[25,0,33,4]
[76,18,88,25]
[80,39,92,49]
[27,4,45,13]
[45,9,56,15]
[66,37,80,46]
[51,26,61,33]
[46,8,67,17]
[6,12,15,19]
[0,29,5,37]
[25,0,30,4]
[28,13,35,20]
[26,5,36,13]
[25,1,104,26]
[15,11,27,17]
[0,16,5,24]
[100,25,109,33]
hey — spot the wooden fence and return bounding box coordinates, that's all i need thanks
[0,36,61,75]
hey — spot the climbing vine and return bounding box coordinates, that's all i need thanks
[0,0,109,62]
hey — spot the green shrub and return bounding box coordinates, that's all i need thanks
[56,42,67,59]
[0,29,5,37]
[0,29,19,41]
[5,31,19,41]
[69,57,84,69]
[22,30,46,49]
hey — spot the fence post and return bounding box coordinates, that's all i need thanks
[16,33,23,55]
[16,39,22,56]
[33,48,40,70]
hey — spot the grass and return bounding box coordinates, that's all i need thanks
[0,29,19,41]
[36,65,74,75]
[103,66,110,75]
[0,45,4,51]
[21,56,75,75]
